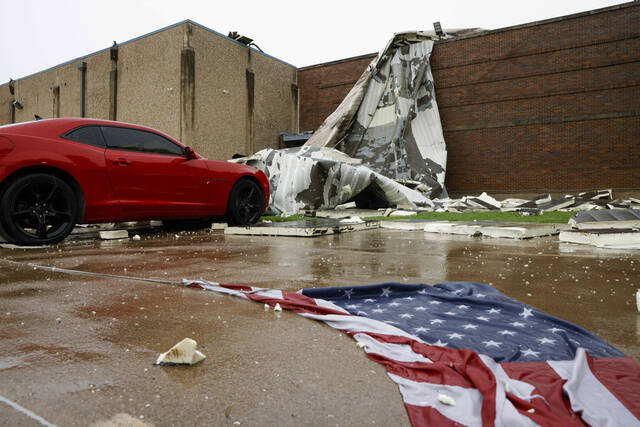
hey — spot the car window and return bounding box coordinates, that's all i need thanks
[62,125,106,147]
[100,126,184,156]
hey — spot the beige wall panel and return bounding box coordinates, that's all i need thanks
[116,26,181,139]
[251,52,297,153]
[5,63,81,123]
[84,51,111,119]
[0,85,11,124]
[191,26,250,160]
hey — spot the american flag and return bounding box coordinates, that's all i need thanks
[184,279,640,426]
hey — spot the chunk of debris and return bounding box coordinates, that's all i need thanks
[339,216,365,224]
[98,230,128,240]
[90,413,153,427]
[155,338,206,366]
[225,218,379,237]
[437,393,456,406]
[636,289,639,313]
[132,234,141,241]
[569,209,640,230]
[559,229,640,249]
[274,303,282,312]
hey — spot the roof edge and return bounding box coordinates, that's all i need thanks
[1,19,295,87]
[298,52,378,71]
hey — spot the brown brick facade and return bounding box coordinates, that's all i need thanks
[298,2,640,194]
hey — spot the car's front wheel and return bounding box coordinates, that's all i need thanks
[226,179,265,225]
[0,173,79,245]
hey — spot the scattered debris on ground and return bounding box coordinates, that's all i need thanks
[560,208,640,249]
[155,338,206,366]
[379,220,568,239]
[225,218,380,237]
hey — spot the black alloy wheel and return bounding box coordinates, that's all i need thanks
[0,173,78,245]
[227,179,265,225]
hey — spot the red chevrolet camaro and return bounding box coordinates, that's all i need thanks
[0,118,269,245]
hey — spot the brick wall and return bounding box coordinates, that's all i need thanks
[298,54,376,132]
[297,2,640,194]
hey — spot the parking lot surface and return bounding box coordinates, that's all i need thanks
[1,228,638,425]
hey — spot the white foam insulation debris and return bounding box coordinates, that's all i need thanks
[421,221,567,239]
[234,31,447,215]
[155,338,206,366]
[225,218,380,237]
[559,229,640,250]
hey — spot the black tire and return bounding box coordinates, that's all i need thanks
[0,173,78,245]
[226,179,265,225]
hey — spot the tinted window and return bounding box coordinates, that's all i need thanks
[63,126,105,147]
[100,126,184,156]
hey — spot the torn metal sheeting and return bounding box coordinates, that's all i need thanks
[224,218,380,237]
[234,146,433,215]
[306,33,447,197]
[559,229,640,250]
[569,209,640,230]
[234,32,447,215]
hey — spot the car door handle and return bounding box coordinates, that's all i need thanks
[113,159,131,166]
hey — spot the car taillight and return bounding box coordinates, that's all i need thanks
[0,136,14,155]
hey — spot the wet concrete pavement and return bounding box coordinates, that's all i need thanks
[1,228,639,425]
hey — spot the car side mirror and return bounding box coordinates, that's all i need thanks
[184,146,197,159]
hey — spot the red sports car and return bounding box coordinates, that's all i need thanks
[0,118,269,245]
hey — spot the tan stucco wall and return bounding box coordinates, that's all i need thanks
[190,24,296,160]
[116,26,182,139]
[251,50,298,154]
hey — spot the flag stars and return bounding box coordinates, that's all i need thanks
[345,304,359,310]
[414,306,428,311]
[389,302,400,307]
[447,333,464,340]
[342,289,354,299]
[519,308,534,319]
[364,299,377,303]
[476,293,487,298]
[476,316,490,321]
[372,308,386,313]
[403,297,415,301]
[381,288,392,297]
[457,305,470,310]
[400,313,414,319]
[537,337,556,345]
[432,340,448,347]
[414,327,429,333]
[548,327,564,333]
[511,321,525,327]
[462,324,478,330]
[522,348,540,358]
[483,340,502,348]
[487,308,501,314]
[444,311,457,316]
[429,301,441,305]
[430,319,445,325]
[498,330,516,336]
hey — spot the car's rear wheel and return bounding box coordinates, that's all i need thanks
[0,173,78,245]
[226,179,265,225]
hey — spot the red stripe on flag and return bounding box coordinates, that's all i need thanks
[501,361,586,426]
[352,332,498,426]
[587,355,640,419]
[405,403,463,426]
[220,283,253,292]
[244,291,352,316]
